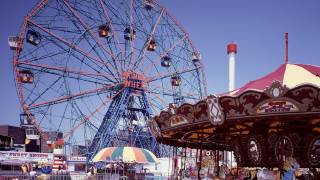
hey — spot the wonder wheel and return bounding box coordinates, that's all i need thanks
[11,0,206,161]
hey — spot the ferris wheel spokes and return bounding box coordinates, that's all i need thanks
[28,20,120,79]
[98,0,125,59]
[130,8,165,71]
[28,83,121,110]
[63,90,122,139]
[17,61,116,81]
[61,0,123,77]
[144,35,188,75]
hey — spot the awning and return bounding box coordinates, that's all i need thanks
[220,63,320,97]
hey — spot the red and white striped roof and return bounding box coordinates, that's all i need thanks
[221,63,320,96]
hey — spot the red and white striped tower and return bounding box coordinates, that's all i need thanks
[227,42,237,92]
[52,139,66,171]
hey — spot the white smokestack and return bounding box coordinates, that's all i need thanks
[227,42,237,91]
[226,42,238,167]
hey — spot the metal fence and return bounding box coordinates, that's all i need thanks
[0,173,167,180]
[0,174,115,180]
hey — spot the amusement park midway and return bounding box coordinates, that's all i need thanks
[0,0,320,179]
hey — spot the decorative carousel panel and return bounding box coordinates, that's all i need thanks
[285,85,320,112]
[155,111,171,130]
[263,81,289,98]
[220,91,269,117]
[176,103,195,121]
[206,95,225,125]
[194,100,209,122]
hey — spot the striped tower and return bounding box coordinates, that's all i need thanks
[52,139,66,171]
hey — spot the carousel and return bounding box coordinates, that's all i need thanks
[149,41,320,171]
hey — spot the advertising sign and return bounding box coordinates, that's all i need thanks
[257,100,299,114]
[0,151,53,163]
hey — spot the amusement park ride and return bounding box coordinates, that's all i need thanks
[9,0,206,162]
[150,34,320,168]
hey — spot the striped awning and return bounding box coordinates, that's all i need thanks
[92,147,159,164]
[221,63,320,96]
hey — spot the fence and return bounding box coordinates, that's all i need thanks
[0,173,167,180]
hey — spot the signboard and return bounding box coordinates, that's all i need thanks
[67,156,86,162]
[0,151,53,163]
[257,100,299,114]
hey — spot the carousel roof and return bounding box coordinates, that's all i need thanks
[150,62,320,155]
[223,63,320,96]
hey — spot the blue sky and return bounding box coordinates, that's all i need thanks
[1,0,320,125]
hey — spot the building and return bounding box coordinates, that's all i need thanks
[41,131,63,153]
[72,145,87,156]
[0,135,13,151]
[0,125,29,152]
[0,125,63,153]
[0,125,25,145]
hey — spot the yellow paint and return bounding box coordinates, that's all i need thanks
[242,130,249,135]
[202,128,214,133]
[92,149,104,162]
[311,119,320,125]
[92,147,116,162]
[25,138,31,145]
[190,134,198,139]
[123,147,136,162]
[244,122,254,127]
[235,124,246,129]
[268,129,278,133]
[270,121,281,127]
[283,64,320,88]
[230,132,240,135]
[162,134,171,138]
[312,128,320,132]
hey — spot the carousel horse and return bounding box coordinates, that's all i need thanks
[283,157,300,180]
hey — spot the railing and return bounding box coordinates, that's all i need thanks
[0,173,167,180]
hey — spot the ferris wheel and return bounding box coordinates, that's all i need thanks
[11,0,207,160]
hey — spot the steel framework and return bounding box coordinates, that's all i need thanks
[12,0,207,161]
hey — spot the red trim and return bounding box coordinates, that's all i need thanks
[227,43,237,54]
